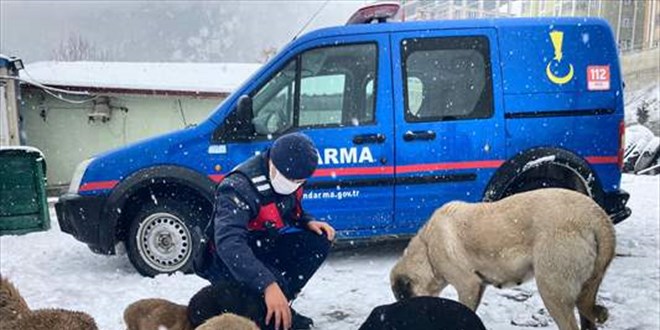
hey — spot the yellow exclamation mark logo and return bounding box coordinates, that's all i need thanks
[545,30,574,85]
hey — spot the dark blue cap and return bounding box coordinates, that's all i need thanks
[270,133,319,180]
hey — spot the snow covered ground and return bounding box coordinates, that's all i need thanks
[1,174,658,330]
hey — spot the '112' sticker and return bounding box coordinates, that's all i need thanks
[587,65,610,91]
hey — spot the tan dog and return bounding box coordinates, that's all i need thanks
[124,298,259,330]
[390,188,615,330]
[123,298,193,330]
[195,313,259,330]
[0,275,98,330]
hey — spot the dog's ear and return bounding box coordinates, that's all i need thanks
[392,275,413,301]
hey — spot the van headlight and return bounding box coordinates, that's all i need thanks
[68,158,95,194]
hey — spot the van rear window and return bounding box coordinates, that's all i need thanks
[402,36,493,122]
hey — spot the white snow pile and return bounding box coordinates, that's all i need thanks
[624,83,660,174]
[624,124,660,174]
[1,175,658,330]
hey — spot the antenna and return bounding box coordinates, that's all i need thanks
[292,0,330,41]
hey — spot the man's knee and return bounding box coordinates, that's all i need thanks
[298,230,331,257]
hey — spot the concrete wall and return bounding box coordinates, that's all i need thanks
[19,88,222,189]
[621,47,660,91]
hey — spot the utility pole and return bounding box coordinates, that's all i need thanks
[651,0,658,48]
[616,0,624,45]
[0,55,22,146]
[631,0,637,51]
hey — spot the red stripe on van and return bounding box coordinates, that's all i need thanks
[586,156,618,164]
[79,180,119,192]
[314,166,395,177]
[396,160,505,173]
[79,156,618,192]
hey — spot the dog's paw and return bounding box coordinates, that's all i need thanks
[594,304,609,323]
[511,308,551,328]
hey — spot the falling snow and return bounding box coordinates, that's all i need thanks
[0,175,657,329]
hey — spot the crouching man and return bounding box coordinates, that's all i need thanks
[191,133,335,330]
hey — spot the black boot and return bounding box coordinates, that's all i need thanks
[291,309,314,329]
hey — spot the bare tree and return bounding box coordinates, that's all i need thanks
[51,33,113,61]
[637,101,650,125]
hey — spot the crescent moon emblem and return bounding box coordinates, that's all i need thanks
[546,62,574,85]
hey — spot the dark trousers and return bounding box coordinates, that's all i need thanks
[189,230,331,327]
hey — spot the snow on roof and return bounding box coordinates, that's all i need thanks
[19,61,262,95]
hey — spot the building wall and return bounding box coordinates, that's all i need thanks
[19,88,223,188]
[396,0,658,53]
[621,46,660,91]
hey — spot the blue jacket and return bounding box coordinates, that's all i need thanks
[200,152,313,292]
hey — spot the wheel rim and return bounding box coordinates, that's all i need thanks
[136,212,192,273]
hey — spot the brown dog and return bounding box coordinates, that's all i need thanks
[390,188,615,330]
[0,275,98,330]
[123,298,193,330]
[124,298,259,330]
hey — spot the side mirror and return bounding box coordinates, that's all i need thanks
[212,95,256,143]
[237,95,253,119]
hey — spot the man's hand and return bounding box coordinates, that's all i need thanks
[306,220,336,241]
[264,282,291,330]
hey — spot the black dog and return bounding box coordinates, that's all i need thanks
[359,296,486,330]
[187,282,269,329]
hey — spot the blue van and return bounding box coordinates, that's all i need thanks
[56,10,631,276]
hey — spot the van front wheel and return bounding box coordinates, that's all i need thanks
[126,199,198,277]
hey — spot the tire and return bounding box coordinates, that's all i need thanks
[503,177,571,198]
[126,198,201,277]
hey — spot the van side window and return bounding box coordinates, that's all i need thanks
[228,43,378,139]
[402,36,493,122]
[299,74,345,126]
[252,60,297,135]
[299,43,377,128]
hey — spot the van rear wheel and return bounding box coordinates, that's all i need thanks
[126,198,199,277]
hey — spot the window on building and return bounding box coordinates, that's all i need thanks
[622,18,631,28]
[401,36,493,122]
[619,39,632,50]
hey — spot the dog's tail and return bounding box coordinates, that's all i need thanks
[576,210,616,326]
[0,275,31,323]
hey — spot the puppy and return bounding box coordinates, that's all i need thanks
[195,313,259,330]
[0,275,98,330]
[359,296,486,330]
[188,282,267,329]
[123,298,193,330]
[390,188,615,330]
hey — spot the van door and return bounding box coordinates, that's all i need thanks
[210,34,395,235]
[390,29,505,228]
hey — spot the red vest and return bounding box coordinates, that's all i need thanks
[233,153,304,233]
[247,189,304,231]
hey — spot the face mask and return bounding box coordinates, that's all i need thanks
[270,165,303,195]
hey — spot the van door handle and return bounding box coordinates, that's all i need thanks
[353,133,386,144]
[403,130,436,141]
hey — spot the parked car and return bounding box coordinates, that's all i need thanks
[56,5,631,276]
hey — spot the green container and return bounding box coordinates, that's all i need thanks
[0,147,50,235]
